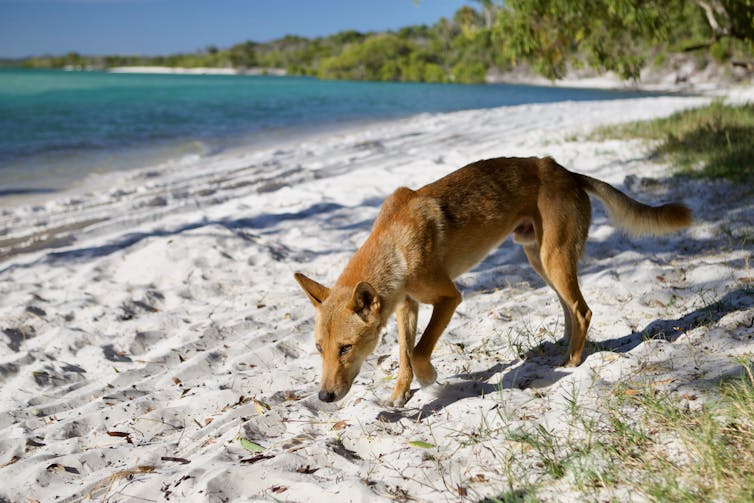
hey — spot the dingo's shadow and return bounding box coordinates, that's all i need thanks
[377,288,753,423]
[377,354,571,423]
[588,287,753,356]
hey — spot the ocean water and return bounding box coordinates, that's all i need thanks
[0,68,659,192]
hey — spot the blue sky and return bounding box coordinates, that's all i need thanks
[0,0,472,58]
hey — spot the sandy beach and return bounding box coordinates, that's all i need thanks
[1,88,753,502]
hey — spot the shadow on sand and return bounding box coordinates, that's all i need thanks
[0,188,57,198]
[377,287,753,423]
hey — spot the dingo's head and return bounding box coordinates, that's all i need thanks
[294,272,383,402]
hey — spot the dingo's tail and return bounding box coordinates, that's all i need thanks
[576,174,693,236]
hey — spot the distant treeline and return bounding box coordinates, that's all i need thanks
[21,6,500,83]
[17,1,754,83]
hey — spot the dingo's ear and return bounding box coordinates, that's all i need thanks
[294,272,330,307]
[351,282,381,321]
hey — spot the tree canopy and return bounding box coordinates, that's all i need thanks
[494,0,754,79]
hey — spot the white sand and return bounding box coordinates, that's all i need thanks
[1,88,753,502]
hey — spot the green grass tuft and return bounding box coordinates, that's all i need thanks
[486,359,754,501]
[594,101,754,185]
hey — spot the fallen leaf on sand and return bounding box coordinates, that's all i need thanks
[46,463,80,474]
[296,465,319,474]
[332,420,348,430]
[505,440,533,452]
[408,440,434,449]
[239,437,266,453]
[253,397,270,415]
[1,456,19,468]
[653,378,674,386]
[160,456,190,464]
[241,453,273,464]
[284,390,301,401]
[106,431,133,444]
[271,485,287,494]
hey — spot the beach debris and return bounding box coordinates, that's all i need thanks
[192,417,212,428]
[87,465,156,499]
[327,438,362,461]
[408,440,435,449]
[240,453,274,464]
[101,344,132,363]
[160,456,190,464]
[239,437,266,453]
[252,397,271,415]
[46,463,80,474]
[284,389,302,401]
[1,456,19,468]
[296,465,319,474]
[106,431,133,444]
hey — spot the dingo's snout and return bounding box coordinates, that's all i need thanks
[318,389,337,402]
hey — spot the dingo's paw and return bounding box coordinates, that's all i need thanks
[380,396,407,408]
[383,385,412,408]
[560,355,581,368]
[413,361,437,387]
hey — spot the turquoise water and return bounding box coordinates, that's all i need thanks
[0,68,660,191]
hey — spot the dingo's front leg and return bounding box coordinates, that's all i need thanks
[411,278,462,387]
[387,296,419,407]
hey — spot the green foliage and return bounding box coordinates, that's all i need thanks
[495,0,697,79]
[723,0,754,42]
[313,18,495,83]
[493,0,754,80]
[318,33,415,81]
[594,101,754,184]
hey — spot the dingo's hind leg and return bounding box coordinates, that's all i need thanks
[537,190,592,367]
[523,244,573,345]
[541,252,592,367]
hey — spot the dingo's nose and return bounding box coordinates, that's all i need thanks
[318,390,336,402]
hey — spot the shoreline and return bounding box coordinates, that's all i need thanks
[106,65,287,76]
[62,63,750,94]
[108,64,754,94]
[1,89,753,501]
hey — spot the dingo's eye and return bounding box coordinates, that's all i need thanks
[315,343,323,353]
[339,344,352,356]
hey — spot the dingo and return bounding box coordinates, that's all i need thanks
[295,157,691,406]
